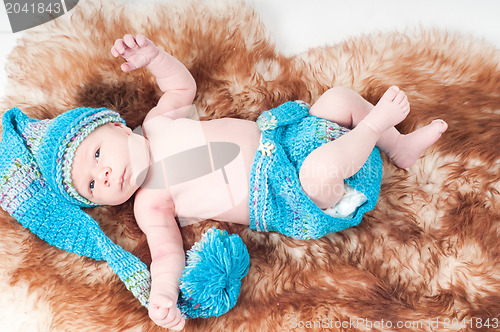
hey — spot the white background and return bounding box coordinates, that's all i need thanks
[1,0,499,99]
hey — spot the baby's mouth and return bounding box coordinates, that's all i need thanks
[120,169,125,190]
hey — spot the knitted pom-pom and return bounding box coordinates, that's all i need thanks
[177,227,249,318]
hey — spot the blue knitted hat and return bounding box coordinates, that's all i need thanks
[0,107,151,307]
[0,107,250,318]
[18,106,125,207]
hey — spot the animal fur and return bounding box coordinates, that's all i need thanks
[0,0,499,331]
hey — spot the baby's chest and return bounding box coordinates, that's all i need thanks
[144,117,207,160]
[142,117,257,219]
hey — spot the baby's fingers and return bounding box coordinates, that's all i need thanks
[111,39,126,57]
[135,34,153,48]
[123,34,139,49]
[170,315,186,331]
[149,304,185,330]
[110,46,119,57]
[121,62,136,73]
[164,308,185,330]
[149,304,169,322]
[111,35,139,58]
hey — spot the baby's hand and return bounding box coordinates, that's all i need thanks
[148,292,185,330]
[111,34,160,73]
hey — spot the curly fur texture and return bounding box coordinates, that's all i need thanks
[0,0,499,331]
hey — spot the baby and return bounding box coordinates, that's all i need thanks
[68,34,447,329]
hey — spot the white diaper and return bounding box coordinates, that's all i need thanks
[324,184,367,218]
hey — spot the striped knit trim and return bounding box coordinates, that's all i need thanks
[0,154,44,215]
[22,119,52,156]
[124,269,151,308]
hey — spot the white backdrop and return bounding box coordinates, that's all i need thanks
[1,0,499,100]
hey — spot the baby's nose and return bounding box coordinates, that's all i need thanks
[98,167,112,186]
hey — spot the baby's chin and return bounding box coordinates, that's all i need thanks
[128,133,151,187]
[96,191,136,206]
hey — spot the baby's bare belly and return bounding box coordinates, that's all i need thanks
[144,116,261,225]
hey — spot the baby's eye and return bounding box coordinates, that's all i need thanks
[95,148,100,161]
[89,180,95,191]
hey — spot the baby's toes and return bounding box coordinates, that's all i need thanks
[400,95,410,113]
[381,86,400,102]
[402,103,410,115]
[393,90,406,104]
[431,119,448,133]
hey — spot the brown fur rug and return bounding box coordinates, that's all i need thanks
[1,0,499,331]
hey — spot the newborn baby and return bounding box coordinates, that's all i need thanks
[68,34,447,329]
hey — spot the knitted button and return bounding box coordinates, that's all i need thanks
[258,140,275,156]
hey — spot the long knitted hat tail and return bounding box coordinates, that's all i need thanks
[0,108,150,307]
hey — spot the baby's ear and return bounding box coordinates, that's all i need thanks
[113,122,132,134]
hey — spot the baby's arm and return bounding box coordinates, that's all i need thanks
[112,34,196,122]
[134,190,185,330]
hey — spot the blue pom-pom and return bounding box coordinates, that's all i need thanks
[177,227,249,318]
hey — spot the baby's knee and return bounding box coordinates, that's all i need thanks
[311,87,361,117]
[321,87,359,104]
[298,161,345,209]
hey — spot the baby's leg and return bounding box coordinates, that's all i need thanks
[309,87,375,128]
[309,87,447,168]
[300,87,409,209]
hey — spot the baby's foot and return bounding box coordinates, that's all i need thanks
[389,119,448,168]
[361,86,410,134]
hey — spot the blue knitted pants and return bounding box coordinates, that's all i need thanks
[249,101,383,240]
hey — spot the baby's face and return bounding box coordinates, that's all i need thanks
[71,122,148,205]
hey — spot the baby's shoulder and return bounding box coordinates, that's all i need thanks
[142,114,202,137]
[133,187,176,232]
[141,113,174,135]
[134,186,174,213]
